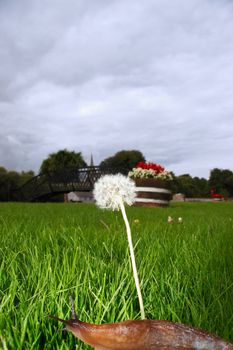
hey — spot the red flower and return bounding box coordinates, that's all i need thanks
[136,162,165,173]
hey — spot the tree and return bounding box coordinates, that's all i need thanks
[175,174,197,197]
[209,168,223,192]
[40,149,87,174]
[0,168,34,201]
[192,176,210,197]
[18,171,35,186]
[0,167,8,200]
[225,175,233,197]
[209,168,233,197]
[100,150,145,171]
[171,174,209,198]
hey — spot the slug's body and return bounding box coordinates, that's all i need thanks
[51,302,233,350]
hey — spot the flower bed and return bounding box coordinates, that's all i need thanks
[129,162,173,207]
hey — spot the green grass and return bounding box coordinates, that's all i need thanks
[0,202,233,349]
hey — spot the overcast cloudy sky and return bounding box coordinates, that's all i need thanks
[1,0,233,178]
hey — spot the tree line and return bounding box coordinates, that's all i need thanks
[0,167,35,201]
[0,149,233,201]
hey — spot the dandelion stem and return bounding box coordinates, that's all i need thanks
[119,198,145,320]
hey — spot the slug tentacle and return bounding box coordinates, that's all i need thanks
[70,295,78,320]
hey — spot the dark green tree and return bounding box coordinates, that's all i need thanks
[192,176,210,197]
[100,150,145,170]
[224,174,233,197]
[0,167,8,200]
[0,168,34,201]
[40,149,87,174]
[18,170,35,186]
[209,168,233,197]
[209,168,223,192]
[175,174,197,197]
[171,174,209,198]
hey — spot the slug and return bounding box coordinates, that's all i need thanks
[50,300,233,350]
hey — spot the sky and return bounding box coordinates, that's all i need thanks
[1,0,233,179]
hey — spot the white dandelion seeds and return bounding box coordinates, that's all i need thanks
[93,174,136,211]
[94,174,145,320]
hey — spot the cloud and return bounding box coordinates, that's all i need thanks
[0,0,233,177]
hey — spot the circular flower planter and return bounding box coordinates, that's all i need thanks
[134,179,172,207]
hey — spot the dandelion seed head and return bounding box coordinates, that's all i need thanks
[93,174,136,210]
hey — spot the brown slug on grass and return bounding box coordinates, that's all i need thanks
[50,299,233,350]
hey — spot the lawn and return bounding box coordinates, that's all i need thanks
[0,202,233,349]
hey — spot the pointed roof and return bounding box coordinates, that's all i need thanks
[90,154,94,167]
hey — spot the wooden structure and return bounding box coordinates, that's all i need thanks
[15,166,128,202]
